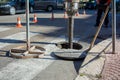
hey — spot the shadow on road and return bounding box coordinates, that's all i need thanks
[0,39,25,44]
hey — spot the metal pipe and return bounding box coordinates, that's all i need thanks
[68,16,74,49]
[26,0,30,51]
[112,0,116,54]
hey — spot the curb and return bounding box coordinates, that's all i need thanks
[75,38,112,80]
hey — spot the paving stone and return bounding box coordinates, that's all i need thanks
[100,40,120,80]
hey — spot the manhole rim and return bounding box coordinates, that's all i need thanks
[56,41,88,51]
[54,41,89,60]
[10,45,46,59]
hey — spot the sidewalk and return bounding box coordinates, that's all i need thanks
[100,39,120,80]
[75,11,120,80]
[75,38,120,80]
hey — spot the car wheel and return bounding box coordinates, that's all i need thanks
[47,6,53,12]
[9,7,16,15]
[30,6,34,13]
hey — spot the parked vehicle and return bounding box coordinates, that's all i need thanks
[0,0,34,15]
[116,0,120,12]
[79,2,87,9]
[34,0,64,12]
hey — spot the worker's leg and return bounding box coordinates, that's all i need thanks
[95,9,103,27]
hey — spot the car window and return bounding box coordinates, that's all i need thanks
[44,0,52,1]
[34,0,40,1]
[0,0,15,3]
[57,0,63,3]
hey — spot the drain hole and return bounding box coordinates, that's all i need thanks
[56,42,83,50]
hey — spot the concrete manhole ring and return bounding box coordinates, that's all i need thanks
[10,45,46,59]
[56,42,83,50]
[54,42,89,60]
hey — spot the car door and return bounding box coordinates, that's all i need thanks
[15,0,22,10]
[34,0,42,10]
[56,0,64,9]
[20,0,25,10]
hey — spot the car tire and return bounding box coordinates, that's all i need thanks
[30,6,34,13]
[47,6,53,12]
[9,7,16,15]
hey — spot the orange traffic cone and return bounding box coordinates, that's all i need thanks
[75,11,80,16]
[64,11,68,19]
[33,14,38,23]
[16,17,22,28]
[51,11,54,20]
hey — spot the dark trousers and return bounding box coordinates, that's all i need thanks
[96,9,109,26]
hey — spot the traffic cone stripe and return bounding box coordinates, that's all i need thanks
[18,21,21,24]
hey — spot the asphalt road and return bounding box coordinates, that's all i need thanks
[0,10,119,80]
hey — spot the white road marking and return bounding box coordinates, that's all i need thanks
[0,35,80,80]
[0,59,54,80]
[0,32,38,49]
[0,27,10,32]
[0,36,62,80]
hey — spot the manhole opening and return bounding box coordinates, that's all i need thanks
[56,42,83,50]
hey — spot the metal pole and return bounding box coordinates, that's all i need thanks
[112,0,116,54]
[26,0,30,51]
[68,16,74,49]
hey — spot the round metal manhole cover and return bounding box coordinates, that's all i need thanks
[54,42,89,60]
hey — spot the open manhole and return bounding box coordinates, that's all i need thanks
[54,42,89,60]
[56,42,82,50]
